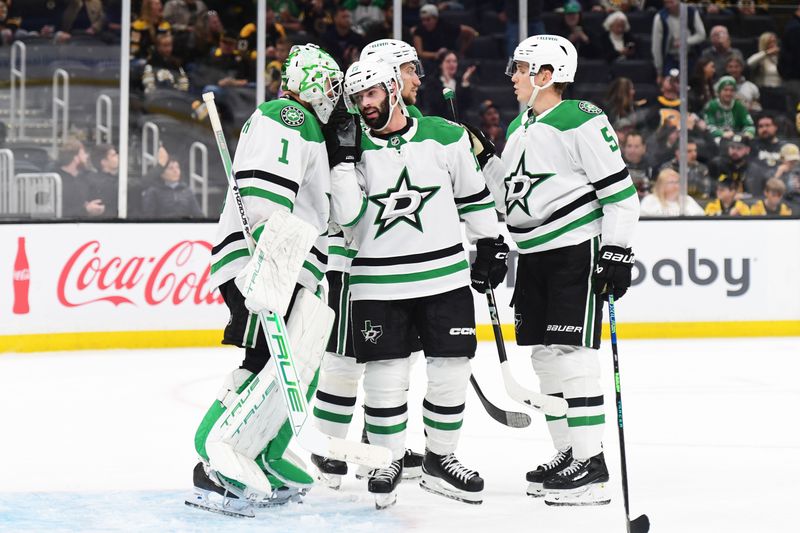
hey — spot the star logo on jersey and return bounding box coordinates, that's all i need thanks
[369,167,439,238]
[504,155,555,216]
[361,320,383,344]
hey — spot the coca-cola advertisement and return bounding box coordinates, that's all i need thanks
[1,224,228,348]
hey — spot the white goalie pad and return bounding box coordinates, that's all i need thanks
[206,289,335,498]
[234,210,319,316]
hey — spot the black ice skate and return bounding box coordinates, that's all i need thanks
[543,452,611,506]
[311,453,347,490]
[525,447,573,497]
[420,450,483,504]
[402,448,423,480]
[185,462,305,518]
[367,459,403,509]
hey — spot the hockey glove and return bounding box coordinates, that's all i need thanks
[461,122,495,170]
[592,245,635,300]
[323,98,361,168]
[470,236,509,293]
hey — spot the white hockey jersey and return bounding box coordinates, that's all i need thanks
[487,100,639,253]
[209,98,331,292]
[349,116,500,301]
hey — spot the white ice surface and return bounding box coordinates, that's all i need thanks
[1,337,799,532]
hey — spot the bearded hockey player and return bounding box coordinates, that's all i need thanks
[187,44,357,517]
[340,59,507,509]
[489,35,640,506]
[312,37,428,490]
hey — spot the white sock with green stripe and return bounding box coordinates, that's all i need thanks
[363,358,410,461]
[531,345,571,451]
[423,357,471,455]
[551,345,604,460]
[313,352,364,439]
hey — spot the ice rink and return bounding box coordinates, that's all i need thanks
[1,336,798,533]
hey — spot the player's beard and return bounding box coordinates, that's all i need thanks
[362,95,391,130]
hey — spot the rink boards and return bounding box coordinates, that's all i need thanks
[1,219,798,352]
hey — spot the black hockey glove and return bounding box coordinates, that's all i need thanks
[461,122,496,170]
[593,245,635,301]
[470,236,509,293]
[323,98,362,168]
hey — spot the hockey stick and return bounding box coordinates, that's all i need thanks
[469,375,531,428]
[486,287,569,417]
[608,294,650,533]
[442,87,458,121]
[202,93,391,484]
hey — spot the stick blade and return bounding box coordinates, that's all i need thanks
[628,514,650,533]
[504,411,532,428]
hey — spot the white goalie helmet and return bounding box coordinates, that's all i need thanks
[344,59,400,131]
[281,43,343,124]
[507,34,577,108]
[360,39,425,94]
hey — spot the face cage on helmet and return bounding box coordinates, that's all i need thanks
[310,71,343,124]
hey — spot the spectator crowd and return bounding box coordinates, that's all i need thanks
[1,0,800,219]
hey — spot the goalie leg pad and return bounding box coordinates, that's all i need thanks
[363,359,410,462]
[551,344,604,460]
[314,352,364,439]
[531,344,570,452]
[423,357,471,456]
[234,209,320,316]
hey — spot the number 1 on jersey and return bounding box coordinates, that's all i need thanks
[601,127,619,152]
[278,138,290,164]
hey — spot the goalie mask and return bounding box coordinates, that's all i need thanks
[344,60,400,132]
[360,39,424,112]
[282,44,343,124]
[506,35,577,109]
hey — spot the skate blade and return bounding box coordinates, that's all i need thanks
[544,482,610,507]
[402,465,422,481]
[419,474,483,505]
[373,491,398,510]
[526,482,546,498]
[313,465,343,490]
[184,489,255,518]
[355,464,372,480]
[254,487,306,507]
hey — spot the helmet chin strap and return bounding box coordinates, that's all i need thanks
[526,71,555,110]
[376,81,401,131]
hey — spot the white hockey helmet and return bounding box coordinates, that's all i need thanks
[281,43,343,124]
[507,35,577,107]
[344,59,400,131]
[360,39,425,92]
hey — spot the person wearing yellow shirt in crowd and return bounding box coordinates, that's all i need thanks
[705,175,751,216]
[750,178,793,216]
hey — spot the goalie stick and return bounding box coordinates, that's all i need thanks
[202,92,391,494]
[608,294,650,533]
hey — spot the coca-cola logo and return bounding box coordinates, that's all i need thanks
[57,240,224,307]
[13,269,30,281]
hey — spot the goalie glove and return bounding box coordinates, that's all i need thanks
[593,245,635,301]
[323,97,361,168]
[470,236,509,293]
[462,122,496,170]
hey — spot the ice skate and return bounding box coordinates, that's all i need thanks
[367,459,403,509]
[311,453,347,490]
[525,447,572,497]
[184,462,256,518]
[543,452,611,506]
[420,450,483,504]
[402,448,423,480]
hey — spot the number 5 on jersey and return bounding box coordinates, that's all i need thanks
[601,127,619,153]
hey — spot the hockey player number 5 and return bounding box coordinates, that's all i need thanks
[601,127,619,153]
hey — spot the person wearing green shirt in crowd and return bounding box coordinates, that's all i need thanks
[702,75,756,140]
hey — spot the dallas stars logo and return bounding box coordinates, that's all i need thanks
[504,155,555,216]
[369,167,439,238]
[361,320,383,344]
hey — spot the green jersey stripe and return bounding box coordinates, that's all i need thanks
[342,196,368,227]
[365,421,407,435]
[303,260,324,281]
[458,201,496,215]
[239,186,294,210]
[350,260,468,285]
[313,407,353,424]
[329,245,358,258]
[517,208,603,250]
[567,414,606,427]
[598,184,636,205]
[211,248,249,274]
[423,416,463,431]
[545,414,567,422]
